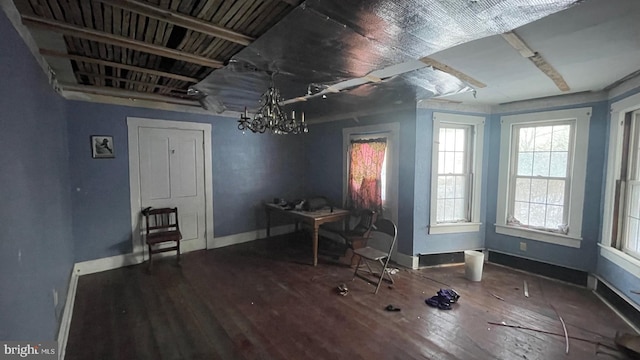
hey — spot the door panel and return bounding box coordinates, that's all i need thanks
[139,127,206,257]
[140,134,171,200]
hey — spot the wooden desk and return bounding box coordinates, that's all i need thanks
[265,203,350,266]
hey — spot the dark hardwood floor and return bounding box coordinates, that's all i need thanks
[66,233,636,359]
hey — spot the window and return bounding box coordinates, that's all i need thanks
[619,110,640,259]
[601,93,640,277]
[346,137,387,212]
[343,123,400,222]
[508,122,572,232]
[429,113,484,234]
[496,108,591,248]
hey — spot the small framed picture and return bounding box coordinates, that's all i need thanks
[91,135,115,159]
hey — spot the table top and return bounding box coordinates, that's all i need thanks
[265,203,350,222]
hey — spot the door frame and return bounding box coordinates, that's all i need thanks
[127,117,214,262]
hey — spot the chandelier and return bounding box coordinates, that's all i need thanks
[238,86,308,134]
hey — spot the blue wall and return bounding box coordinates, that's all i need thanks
[0,11,74,340]
[412,108,489,255]
[485,102,609,272]
[67,102,307,262]
[305,108,416,255]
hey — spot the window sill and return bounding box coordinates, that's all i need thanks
[429,222,481,234]
[599,244,640,279]
[494,224,582,248]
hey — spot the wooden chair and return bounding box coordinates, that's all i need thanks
[142,207,182,270]
[352,218,397,294]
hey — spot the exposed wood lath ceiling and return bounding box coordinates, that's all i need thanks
[15,0,299,106]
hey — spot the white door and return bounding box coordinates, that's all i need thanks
[138,127,206,258]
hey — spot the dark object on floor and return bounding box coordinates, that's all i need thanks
[615,332,640,358]
[426,296,451,310]
[438,288,460,303]
[426,288,460,310]
[385,305,401,312]
[337,283,349,296]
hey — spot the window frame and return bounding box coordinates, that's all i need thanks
[507,120,575,233]
[429,112,485,235]
[495,108,591,248]
[620,111,640,259]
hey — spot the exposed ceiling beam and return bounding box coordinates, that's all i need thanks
[22,15,224,68]
[419,57,487,88]
[96,0,254,46]
[528,53,570,92]
[501,31,569,92]
[40,49,200,83]
[75,72,188,93]
[60,83,201,107]
[501,32,535,58]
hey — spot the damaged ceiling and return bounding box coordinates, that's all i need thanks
[13,0,635,119]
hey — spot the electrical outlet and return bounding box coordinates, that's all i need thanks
[520,242,527,251]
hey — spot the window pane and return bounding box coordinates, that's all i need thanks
[437,199,445,222]
[530,179,548,204]
[517,152,533,176]
[444,199,455,220]
[630,184,640,217]
[454,199,466,220]
[437,176,446,199]
[515,178,531,201]
[439,129,446,151]
[519,128,535,151]
[545,205,564,229]
[552,125,570,151]
[438,152,445,173]
[444,152,454,173]
[529,204,546,227]
[455,129,465,152]
[454,175,466,198]
[534,126,553,151]
[532,152,550,176]
[445,129,456,151]
[454,152,464,173]
[514,201,529,224]
[549,152,568,177]
[547,180,565,205]
[626,218,639,253]
[445,176,455,198]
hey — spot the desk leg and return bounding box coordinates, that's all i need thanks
[266,209,271,238]
[312,226,319,266]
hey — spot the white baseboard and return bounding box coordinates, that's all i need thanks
[211,224,295,249]
[57,264,80,360]
[394,251,419,269]
[75,253,143,276]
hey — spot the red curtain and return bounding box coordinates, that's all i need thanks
[347,139,387,213]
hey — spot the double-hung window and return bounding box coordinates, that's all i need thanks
[496,108,591,248]
[619,110,640,259]
[429,113,484,234]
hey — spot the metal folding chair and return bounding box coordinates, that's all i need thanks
[352,218,397,294]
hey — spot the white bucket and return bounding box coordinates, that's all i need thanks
[464,250,484,282]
